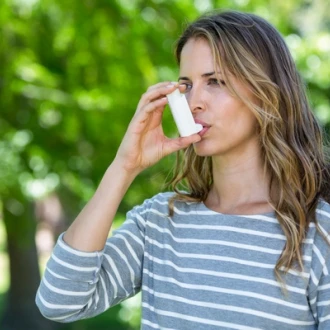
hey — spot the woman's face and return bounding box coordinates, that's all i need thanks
[179,38,260,159]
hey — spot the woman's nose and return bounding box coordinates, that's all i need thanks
[186,87,204,113]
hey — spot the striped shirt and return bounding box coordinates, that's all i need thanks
[36,192,330,329]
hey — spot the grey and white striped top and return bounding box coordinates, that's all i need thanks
[36,192,330,329]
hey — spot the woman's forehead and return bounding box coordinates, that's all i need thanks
[179,39,218,75]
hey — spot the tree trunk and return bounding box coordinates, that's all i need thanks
[0,198,61,330]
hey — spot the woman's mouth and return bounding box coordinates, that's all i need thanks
[194,119,210,137]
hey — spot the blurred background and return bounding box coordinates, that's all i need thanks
[0,0,329,329]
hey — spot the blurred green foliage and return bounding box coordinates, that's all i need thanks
[0,0,329,329]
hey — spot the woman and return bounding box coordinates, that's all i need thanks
[36,10,330,329]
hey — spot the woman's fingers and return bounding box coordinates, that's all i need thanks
[146,81,172,92]
[144,97,168,113]
[163,134,202,156]
[137,81,187,110]
[178,84,187,94]
[131,97,167,127]
[136,82,188,116]
[137,83,178,110]
[132,82,176,124]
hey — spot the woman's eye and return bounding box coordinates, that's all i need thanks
[209,78,225,86]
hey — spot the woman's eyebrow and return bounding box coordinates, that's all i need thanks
[178,71,222,80]
[202,71,217,77]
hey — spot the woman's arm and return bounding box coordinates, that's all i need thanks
[36,82,200,322]
[63,82,201,252]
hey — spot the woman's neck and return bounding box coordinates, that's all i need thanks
[205,153,273,215]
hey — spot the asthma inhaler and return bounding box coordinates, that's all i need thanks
[167,88,203,137]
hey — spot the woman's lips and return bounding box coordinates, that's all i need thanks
[194,119,210,137]
[198,126,210,137]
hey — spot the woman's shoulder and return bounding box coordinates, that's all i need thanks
[135,191,202,215]
[142,191,175,207]
[130,191,175,214]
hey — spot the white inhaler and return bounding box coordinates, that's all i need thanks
[166,87,203,137]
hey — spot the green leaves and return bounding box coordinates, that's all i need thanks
[1,0,329,210]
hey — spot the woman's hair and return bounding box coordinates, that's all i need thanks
[168,10,330,283]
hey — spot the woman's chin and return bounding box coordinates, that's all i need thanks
[193,144,214,157]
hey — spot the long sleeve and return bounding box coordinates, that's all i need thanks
[36,201,147,322]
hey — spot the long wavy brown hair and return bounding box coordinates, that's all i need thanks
[168,10,330,283]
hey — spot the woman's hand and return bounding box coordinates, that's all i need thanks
[114,82,201,174]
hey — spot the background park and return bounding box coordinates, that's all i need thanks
[0,0,330,329]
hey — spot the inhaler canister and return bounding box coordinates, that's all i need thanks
[167,88,202,137]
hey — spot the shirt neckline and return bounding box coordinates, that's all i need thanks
[199,201,276,218]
